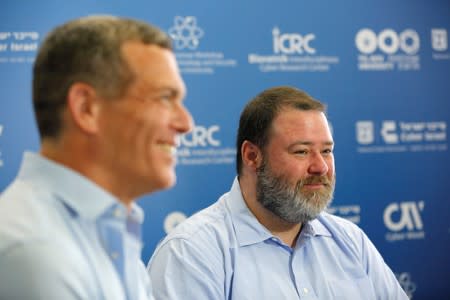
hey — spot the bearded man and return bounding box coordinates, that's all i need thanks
[147,86,408,300]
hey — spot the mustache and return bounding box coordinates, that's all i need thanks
[299,175,331,186]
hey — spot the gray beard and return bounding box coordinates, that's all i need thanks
[256,160,335,224]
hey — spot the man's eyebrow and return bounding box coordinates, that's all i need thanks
[289,141,334,146]
[288,141,334,149]
[160,86,186,98]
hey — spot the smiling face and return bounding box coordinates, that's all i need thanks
[256,108,335,223]
[96,42,193,200]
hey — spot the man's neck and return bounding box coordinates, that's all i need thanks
[239,175,302,248]
[40,138,135,209]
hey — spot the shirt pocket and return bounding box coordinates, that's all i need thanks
[328,277,376,300]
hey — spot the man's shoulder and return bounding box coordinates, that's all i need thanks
[319,211,362,229]
[0,218,95,299]
[164,198,231,243]
[317,211,365,241]
[0,178,67,252]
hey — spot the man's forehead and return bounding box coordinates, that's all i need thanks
[120,41,185,93]
[270,110,332,140]
[272,109,327,128]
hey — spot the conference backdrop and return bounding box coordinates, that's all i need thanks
[1,0,449,298]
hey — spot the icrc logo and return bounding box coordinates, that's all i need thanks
[248,27,339,72]
[273,27,316,54]
[383,201,425,242]
[179,125,220,147]
[355,28,421,71]
[177,125,235,166]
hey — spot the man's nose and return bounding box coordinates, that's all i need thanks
[307,152,329,176]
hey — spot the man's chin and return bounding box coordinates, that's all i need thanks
[151,172,177,192]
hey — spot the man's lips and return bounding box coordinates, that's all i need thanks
[303,183,326,190]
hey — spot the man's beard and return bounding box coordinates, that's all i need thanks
[256,159,335,224]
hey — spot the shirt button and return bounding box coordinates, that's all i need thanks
[303,287,309,294]
[113,208,122,218]
[111,252,119,260]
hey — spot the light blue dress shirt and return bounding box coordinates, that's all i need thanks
[148,177,408,300]
[0,152,153,300]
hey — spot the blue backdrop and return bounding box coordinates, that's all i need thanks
[1,1,449,298]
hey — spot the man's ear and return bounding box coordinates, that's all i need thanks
[241,140,262,171]
[66,83,101,134]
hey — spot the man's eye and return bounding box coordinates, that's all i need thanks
[294,150,308,155]
[322,149,333,155]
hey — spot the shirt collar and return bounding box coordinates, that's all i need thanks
[18,151,142,222]
[226,177,274,247]
[225,177,331,247]
[302,216,332,237]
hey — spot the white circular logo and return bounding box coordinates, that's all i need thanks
[355,28,420,55]
[355,28,378,54]
[378,29,399,54]
[163,211,187,234]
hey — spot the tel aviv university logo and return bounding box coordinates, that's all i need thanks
[355,28,420,71]
[383,201,425,242]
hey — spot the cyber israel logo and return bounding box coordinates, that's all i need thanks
[380,121,399,144]
[168,16,237,74]
[384,201,425,242]
[169,16,204,50]
[356,120,447,153]
[0,31,39,63]
[431,28,450,60]
[248,27,339,72]
[355,28,420,71]
[177,124,235,166]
